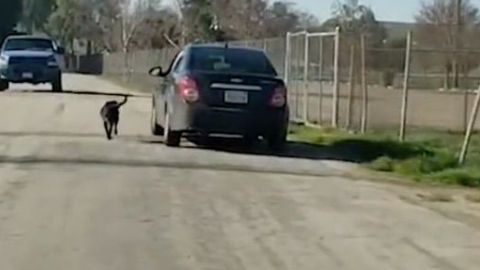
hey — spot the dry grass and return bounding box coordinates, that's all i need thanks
[465,193,480,203]
[416,192,454,203]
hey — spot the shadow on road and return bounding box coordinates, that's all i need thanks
[8,89,149,98]
[0,131,105,138]
[141,136,426,164]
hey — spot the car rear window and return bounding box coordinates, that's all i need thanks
[189,47,277,76]
[4,38,54,52]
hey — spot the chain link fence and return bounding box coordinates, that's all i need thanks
[101,30,480,134]
[103,47,178,92]
[284,30,340,128]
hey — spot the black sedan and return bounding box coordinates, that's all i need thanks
[149,44,289,151]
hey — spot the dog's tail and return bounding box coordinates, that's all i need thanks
[116,95,129,108]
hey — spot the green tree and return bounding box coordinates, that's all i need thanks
[183,0,216,41]
[322,0,387,75]
[264,2,299,36]
[46,0,111,53]
[22,0,55,32]
[323,0,386,46]
[46,0,86,51]
[0,1,23,42]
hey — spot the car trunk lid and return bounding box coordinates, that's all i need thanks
[191,71,283,109]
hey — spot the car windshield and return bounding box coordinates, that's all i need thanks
[3,38,54,52]
[189,47,277,76]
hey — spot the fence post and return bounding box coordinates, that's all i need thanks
[360,34,368,134]
[303,33,310,123]
[463,89,469,134]
[295,35,302,120]
[459,85,480,165]
[284,32,291,84]
[346,44,355,129]
[332,27,340,128]
[399,31,413,142]
[318,36,324,125]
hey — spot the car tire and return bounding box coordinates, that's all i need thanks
[243,135,258,149]
[0,80,9,91]
[52,74,63,92]
[150,101,164,136]
[267,130,287,152]
[163,109,181,147]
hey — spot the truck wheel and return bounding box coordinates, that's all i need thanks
[0,80,9,91]
[52,74,63,92]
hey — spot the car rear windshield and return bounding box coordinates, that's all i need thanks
[3,38,54,52]
[189,47,277,76]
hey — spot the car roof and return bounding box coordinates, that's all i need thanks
[187,43,265,53]
[5,35,53,41]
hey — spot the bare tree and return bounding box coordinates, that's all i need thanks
[115,0,163,53]
[131,7,182,49]
[415,0,480,89]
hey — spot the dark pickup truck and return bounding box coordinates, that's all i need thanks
[0,35,65,92]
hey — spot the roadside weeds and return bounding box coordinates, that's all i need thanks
[288,125,480,188]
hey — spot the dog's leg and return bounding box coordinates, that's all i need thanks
[108,122,113,140]
[104,121,112,140]
[114,120,119,135]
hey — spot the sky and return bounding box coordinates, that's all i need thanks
[161,0,480,23]
[296,0,480,22]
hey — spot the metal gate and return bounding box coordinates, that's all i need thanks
[284,28,340,127]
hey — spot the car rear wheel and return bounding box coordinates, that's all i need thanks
[150,102,164,136]
[243,135,258,149]
[267,130,287,152]
[52,74,63,92]
[0,80,9,91]
[163,109,181,147]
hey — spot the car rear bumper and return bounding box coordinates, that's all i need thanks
[0,66,60,84]
[185,105,288,136]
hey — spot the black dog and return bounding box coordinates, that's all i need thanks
[100,96,128,140]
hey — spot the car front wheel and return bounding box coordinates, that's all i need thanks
[0,80,9,91]
[52,73,63,92]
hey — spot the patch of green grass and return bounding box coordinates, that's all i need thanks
[289,125,348,145]
[368,156,394,172]
[428,168,480,187]
[288,124,480,188]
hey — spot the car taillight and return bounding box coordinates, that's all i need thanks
[177,76,199,103]
[270,85,287,108]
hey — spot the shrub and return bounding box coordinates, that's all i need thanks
[393,158,424,176]
[369,156,394,172]
[429,169,480,188]
[420,152,457,174]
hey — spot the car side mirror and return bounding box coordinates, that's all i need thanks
[149,66,165,77]
[57,47,65,54]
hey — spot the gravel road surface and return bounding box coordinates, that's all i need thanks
[0,74,478,270]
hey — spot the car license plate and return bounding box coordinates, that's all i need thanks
[22,72,33,79]
[224,91,248,104]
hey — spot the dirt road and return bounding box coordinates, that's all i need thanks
[0,74,479,270]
